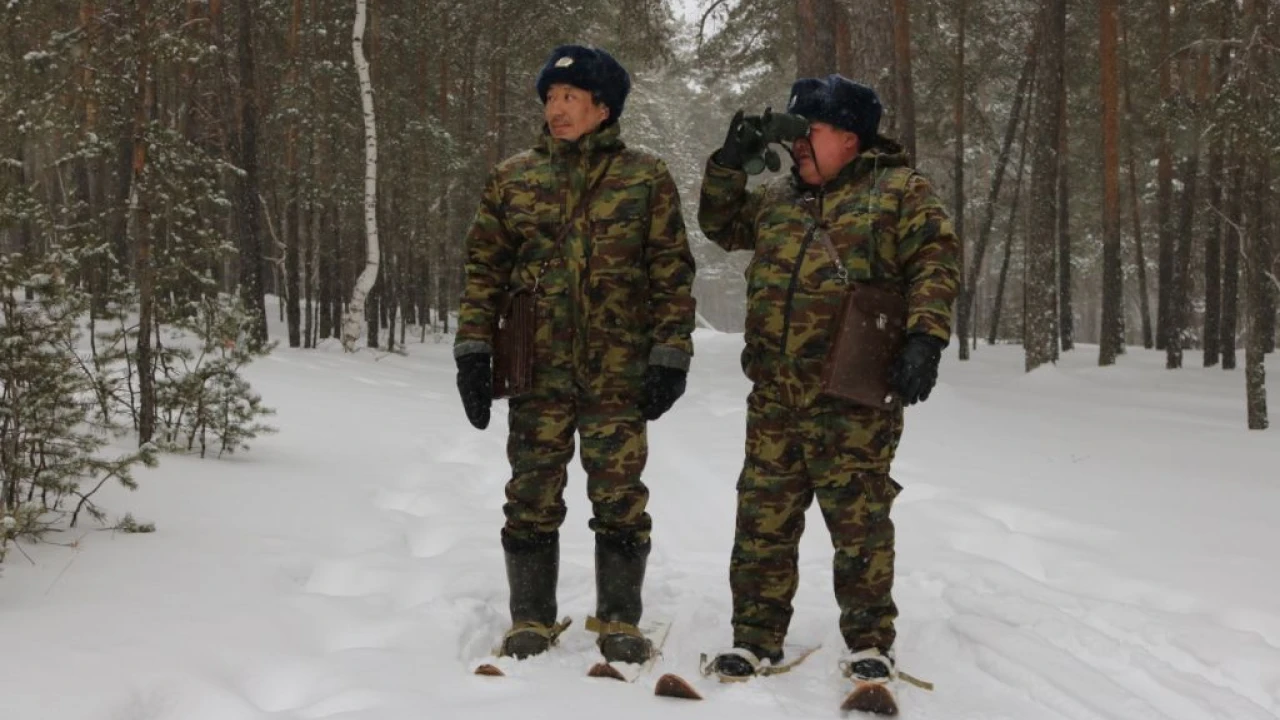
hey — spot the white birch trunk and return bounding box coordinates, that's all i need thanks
[341,0,380,350]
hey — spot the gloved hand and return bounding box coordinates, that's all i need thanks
[890,334,946,406]
[713,110,750,170]
[639,365,687,421]
[456,353,492,429]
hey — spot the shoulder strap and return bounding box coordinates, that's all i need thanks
[554,155,616,246]
[532,154,616,291]
[814,229,850,286]
[813,165,915,284]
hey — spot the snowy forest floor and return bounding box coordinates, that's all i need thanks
[2,318,1278,720]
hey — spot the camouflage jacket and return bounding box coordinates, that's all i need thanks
[455,122,696,394]
[698,140,960,404]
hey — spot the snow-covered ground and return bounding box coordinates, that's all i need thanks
[3,321,1278,720]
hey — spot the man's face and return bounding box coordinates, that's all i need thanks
[544,83,610,141]
[792,121,859,186]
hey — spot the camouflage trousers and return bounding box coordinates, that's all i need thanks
[731,385,903,656]
[503,386,651,546]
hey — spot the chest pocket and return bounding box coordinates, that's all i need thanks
[746,195,808,288]
[811,168,913,291]
[505,178,565,266]
[589,183,650,272]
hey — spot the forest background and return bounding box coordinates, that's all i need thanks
[1,0,1276,553]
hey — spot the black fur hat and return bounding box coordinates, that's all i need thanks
[786,74,882,144]
[535,45,630,126]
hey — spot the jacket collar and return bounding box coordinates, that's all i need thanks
[534,121,625,159]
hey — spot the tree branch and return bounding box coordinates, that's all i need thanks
[697,0,733,52]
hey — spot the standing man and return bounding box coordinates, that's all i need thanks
[454,45,697,665]
[698,75,959,696]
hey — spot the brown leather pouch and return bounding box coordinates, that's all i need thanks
[819,282,907,409]
[492,289,536,399]
[811,167,913,409]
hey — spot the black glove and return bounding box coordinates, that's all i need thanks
[456,353,492,430]
[639,366,687,421]
[890,334,946,406]
[713,110,749,170]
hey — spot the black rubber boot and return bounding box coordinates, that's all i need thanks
[594,535,652,664]
[500,532,559,659]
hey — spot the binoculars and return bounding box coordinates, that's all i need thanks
[737,108,810,175]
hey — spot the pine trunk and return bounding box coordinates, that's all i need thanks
[319,205,335,340]
[237,0,268,348]
[1099,0,1123,365]
[1155,0,1174,350]
[956,40,1034,359]
[284,0,304,347]
[1120,15,1154,349]
[1222,153,1243,370]
[131,0,155,445]
[1057,87,1072,353]
[1203,54,1226,363]
[952,0,966,358]
[1167,46,1205,370]
[1243,0,1268,429]
[841,0,894,89]
[304,196,317,347]
[1245,160,1268,428]
[891,0,916,161]
[796,0,841,77]
[77,0,108,314]
[1024,0,1064,372]
[484,0,508,168]
[990,98,1033,346]
[435,29,452,332]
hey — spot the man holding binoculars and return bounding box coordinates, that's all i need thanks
[698,74,960,706]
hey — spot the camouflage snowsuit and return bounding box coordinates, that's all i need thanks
[455,123,696,549]
[697,140,960,655]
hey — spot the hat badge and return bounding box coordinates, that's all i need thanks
[555,56,574,68]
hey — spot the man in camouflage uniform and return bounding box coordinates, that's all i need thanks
[453,45,697,665]
[699,76,959,683]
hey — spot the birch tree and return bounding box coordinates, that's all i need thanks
[342,0,381,352]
